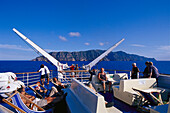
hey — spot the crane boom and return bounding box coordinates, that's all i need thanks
[13,28,68,80]
[83,38,125,70]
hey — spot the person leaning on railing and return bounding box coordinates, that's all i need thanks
[148,62,160,83]
[37,64,46,86]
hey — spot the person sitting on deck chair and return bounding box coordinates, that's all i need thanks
[32,81,63,98]
[33,82,48,98]
[52,78,65,92]
[18,84,67,109]
[98,68,112,93]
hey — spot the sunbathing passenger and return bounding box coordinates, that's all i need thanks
[18,86,67,110]
[33,82,48,98]
[52,77,65,92]
[98,68,112,93]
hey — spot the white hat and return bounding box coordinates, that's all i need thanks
[132,63,136,66]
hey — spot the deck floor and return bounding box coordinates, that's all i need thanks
[99,91,141,113]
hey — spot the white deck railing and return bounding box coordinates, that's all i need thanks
[15,69,161,88]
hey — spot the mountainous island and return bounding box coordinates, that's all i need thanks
[32,50,156,61]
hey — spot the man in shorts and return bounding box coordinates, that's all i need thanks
[98,68,112,93]
[44,65,50,85]
[38,64,46,86]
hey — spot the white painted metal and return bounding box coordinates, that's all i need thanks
[13,28,68,79]
[137,72,139,79]
[83,38,125,70]
[66,78,122,113]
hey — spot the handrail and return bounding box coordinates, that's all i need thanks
[105,69,170,76]
[105,69,131,72]
[60,70,89,73]
[14,69,170,88]
[15,70,54,75]
[15,72,39,74]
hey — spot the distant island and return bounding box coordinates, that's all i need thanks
[32,50,156,62]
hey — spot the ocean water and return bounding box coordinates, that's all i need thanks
[0,61,169,75]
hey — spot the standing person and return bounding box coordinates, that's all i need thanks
[131,63,140,79]
[98,68,112,93]
[37,64,46,86]
[70,64,75,76]
[143,61,149,78]
[148,62,159,82]
[89,69,97,82]
[44,65,50,85]
[75,64,79,75]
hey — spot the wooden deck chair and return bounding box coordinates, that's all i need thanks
[0,104,14,113]
[2,91,47,113]
[28,84,48,99]
[132,88,163,106]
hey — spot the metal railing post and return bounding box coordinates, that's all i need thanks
[27,73,29,87]
[114,70,116,74]
[81,72,83,82]
[23,73,24,83]
[129,71,131,79]
[137,72,139,79]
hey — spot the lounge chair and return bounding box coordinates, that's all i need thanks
[28,84,48,99]
[50,79,65,92]
[2,91,50,113]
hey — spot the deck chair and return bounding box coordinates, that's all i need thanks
[2,91,47,113]
[50,79,65,92]
[28,84,48,99]
[132,88,163,106]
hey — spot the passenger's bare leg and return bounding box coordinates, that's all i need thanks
[41,78,43,85]
[103,82,106,93]
[47,78,49,84]
[43,78,45,85]
[49,86,58,97]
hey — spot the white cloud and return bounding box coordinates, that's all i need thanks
[0,44,32,51]
[99,42,104,46]
[131,44,146,47]
[59,35,67,41]
[158,45,170,51]
[0,44,61,53]
[84,43,90,46]
[69,32,80,37]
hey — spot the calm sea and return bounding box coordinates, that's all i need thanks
[0,61,169,75]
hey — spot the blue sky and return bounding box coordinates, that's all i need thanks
[0,0,169,60]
